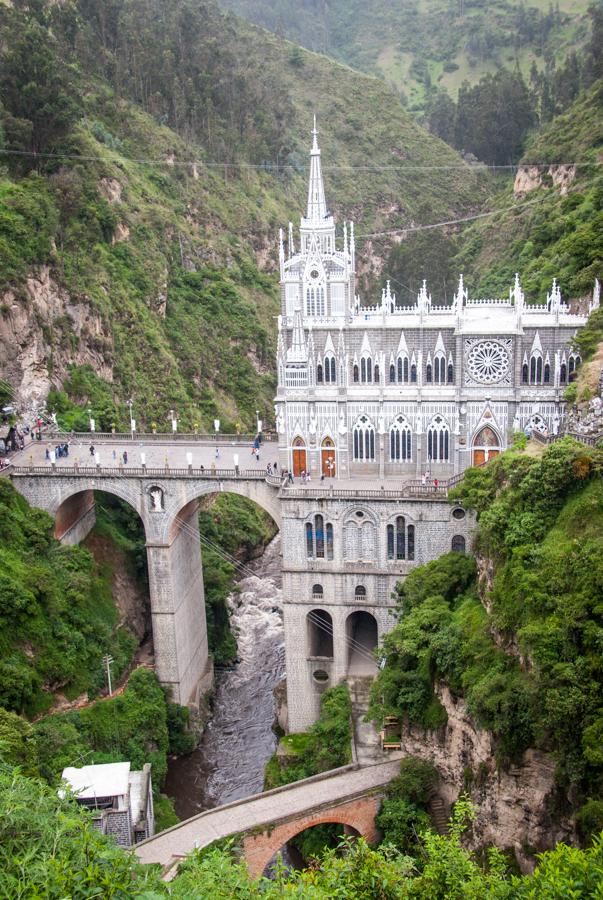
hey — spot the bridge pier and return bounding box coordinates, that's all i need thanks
[146,500,212,707]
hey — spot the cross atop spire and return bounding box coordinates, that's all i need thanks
[305,115,328,224]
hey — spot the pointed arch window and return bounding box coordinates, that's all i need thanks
[389,415,412,461]
[324,355,336,383]
[522,362,529,384]
[306,514,334,559]
[353,364,359,383]
[544,362,550,383]
[447,362,454,384]
[353,415,375,461]
[397,357,403,382]
[410,363,417,383]
[560,362,567,384]
[317,363,323,383]
[374,364,380,383]
[434,354,446,384]
[427,415,450,462]
[404,357,409,382]
[426,363,433,383]
[386,517,415,560]
[389,363,396,383]
[530,353,543,384]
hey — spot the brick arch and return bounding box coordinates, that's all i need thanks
[241,794,381,879]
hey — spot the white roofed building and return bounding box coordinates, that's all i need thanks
[61,761,154,847]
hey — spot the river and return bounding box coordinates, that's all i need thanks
[165,536,285,819]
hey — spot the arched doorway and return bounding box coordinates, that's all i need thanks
[346,610,378,675]
[292,436,307,477]
[321,437,336,477]
[307,609,334,657]
[472,425,500,465]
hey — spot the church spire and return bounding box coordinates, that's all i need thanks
[305,115,328,223]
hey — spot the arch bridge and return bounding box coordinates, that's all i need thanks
[135,758,400,878]
[7,433,468,718]
[9,460,281,706]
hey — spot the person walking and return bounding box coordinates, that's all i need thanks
[215,446,220,460]
[123,450,128,464]
[421,472,426,487]
[434,477,439,492]
[89,444,95,457]
[288,469,293,485]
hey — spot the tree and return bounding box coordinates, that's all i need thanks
[0,11,79,165]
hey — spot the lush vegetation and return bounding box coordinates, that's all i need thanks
[0,479,136,717]
[0,0,488,434]
[1,767,602,897]
[264,683,352,788]
[376,757,440,854]
[370,438,603,836]
[219,0,592,113]
[450,78,603,302]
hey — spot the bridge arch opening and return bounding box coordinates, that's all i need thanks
[346,610,378,675]
[264,820,361,875]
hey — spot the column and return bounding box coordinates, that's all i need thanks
[146,501,211,706]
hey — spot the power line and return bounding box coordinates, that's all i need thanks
[0,145,600,172]
[356,195,549,239]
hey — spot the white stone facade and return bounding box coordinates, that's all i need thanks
[275,124,597,731]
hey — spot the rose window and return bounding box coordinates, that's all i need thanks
[466,341,509,384]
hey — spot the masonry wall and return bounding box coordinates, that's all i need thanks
[281,493,475,731]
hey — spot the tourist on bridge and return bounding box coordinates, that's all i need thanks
[89,444,95,457]
[287,470,293,485]
[45,446,50,460]
[123,451,128,464]
[266,463,272,475]
[215,446,220,459]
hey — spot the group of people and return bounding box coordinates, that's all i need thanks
[45,442,70,460]
[420,472,440,490]
[265,462,279,476]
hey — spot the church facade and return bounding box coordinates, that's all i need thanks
[275,123,597,730]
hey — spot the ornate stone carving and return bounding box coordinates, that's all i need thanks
[464,339,512,386]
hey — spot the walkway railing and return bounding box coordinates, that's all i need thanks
[42,430,277,444]
[9,465,273,480]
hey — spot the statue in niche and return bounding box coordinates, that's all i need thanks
[150,487,164,511]
[338,411,347,435]
[277,411,285,434]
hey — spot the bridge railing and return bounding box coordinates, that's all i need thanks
[8,464,274,480]
[43,430,277,444]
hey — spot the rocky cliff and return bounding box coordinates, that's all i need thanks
[398,683,574,872]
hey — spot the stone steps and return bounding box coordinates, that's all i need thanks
[428,793,449,835]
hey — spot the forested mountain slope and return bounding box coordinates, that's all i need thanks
[0,0,487,430]
[383,79,602,304]
[218,0,590,109]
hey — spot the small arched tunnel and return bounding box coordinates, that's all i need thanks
[307,608,334,658]
[346,610,378,676]
[242,794,381,879]
[263,821,360,874]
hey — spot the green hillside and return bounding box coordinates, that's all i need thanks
[218,0,591,110]
[0,0,488,432]
[451,80,603,300]
[370,438,603,840]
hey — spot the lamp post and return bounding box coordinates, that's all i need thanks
[127,398,135,435]
[214,419,220,440]
[170,409,177,433]
[88,407,95,433]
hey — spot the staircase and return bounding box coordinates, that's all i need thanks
[427,791,449,835]
[348,676,384,766]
